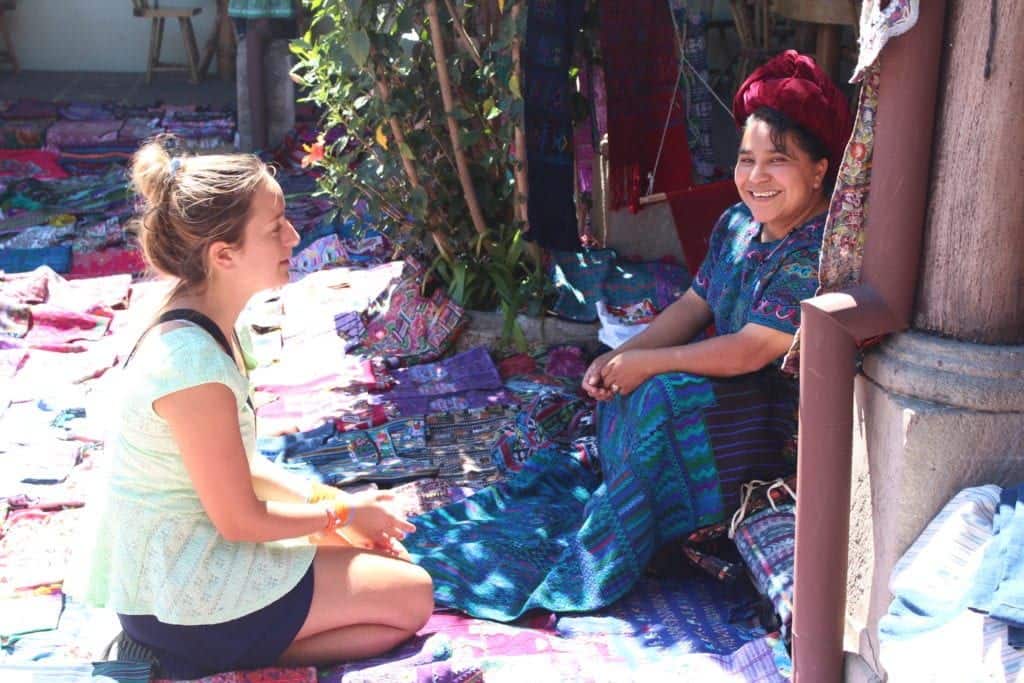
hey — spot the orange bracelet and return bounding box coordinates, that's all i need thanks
[323,499,350,530]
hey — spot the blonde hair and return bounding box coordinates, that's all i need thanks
[130,136,272,293]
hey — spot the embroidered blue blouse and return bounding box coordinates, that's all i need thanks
[691,202,826,337]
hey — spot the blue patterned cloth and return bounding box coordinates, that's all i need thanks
[692,202,826,338]
[408,204,820,621]
[406,374,719,621]
[550,248,691,323]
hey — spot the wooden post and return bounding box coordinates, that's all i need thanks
[914,0,1024,344]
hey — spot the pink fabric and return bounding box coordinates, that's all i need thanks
[0,150,69,180]
[67,247,147,279]
[22,304,112,348]
[155,667,317,683]
[0,348,28,378]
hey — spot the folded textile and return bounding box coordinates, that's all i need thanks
[58,102,116,121]
[877,483,1024,681]
[1,439,83,484]
[880,485,1001,641]
[0,118,51,149]
[0,297,31,337]
[2,99,59,119]
[22,303,112,347]
[550,248,690,323]
[0,589,65,638]
[289,233,346,274]
[0,506,85,589]
[380,346,507,417]
[154,666,316,683]
[353,260,467,367]
[45,120,123,148]
[0,150,69,181]
[387,478,475,518]
[423,404,520,485]
[66,246,146,279]
[597,299,649,349]
[734,503,796,637]
[281,417,436,487]
[0,246,72,274]
[966,482,1024,630]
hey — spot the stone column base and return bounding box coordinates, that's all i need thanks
[844,330,1024,678]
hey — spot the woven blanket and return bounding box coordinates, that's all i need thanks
[406,373,722,620]
[555,574,765,660]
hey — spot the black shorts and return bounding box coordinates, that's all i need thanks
[118,564,314,680]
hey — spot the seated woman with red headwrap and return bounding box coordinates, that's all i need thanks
[402,52,853,623]
[583,50,853,514]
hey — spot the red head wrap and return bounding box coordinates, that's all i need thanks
[732,50,853,186]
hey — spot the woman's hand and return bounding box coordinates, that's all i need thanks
[599,350,657,397]
[582,351,618,401]
[339,490,416,552]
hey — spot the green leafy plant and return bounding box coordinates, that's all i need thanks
[292,0,548,341]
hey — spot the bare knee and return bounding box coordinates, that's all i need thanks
[406,564,434,631]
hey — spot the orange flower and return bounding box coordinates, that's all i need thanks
[301,134,326,168]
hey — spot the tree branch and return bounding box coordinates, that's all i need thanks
[426,0,489,236]
[510,1,530,230]
[443,0,484,69]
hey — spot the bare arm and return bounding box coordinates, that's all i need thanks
[156,382,332,543]
[616,288,714,353]
[583,288,713,400]
[249,453,315,504]
[598,322,796,396]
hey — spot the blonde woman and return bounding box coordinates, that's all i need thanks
[70,139,432,679]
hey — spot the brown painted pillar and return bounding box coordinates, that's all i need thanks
[914,0,1024,343]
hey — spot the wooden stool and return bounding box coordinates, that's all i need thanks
[0,0,18,74]
[132,0,203,84]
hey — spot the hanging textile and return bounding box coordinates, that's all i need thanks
[600,0,693,212]
[523,0,586,251]
[673,2,716,183]
[667,179,741,276]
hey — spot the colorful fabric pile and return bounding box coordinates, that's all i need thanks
[0,85,795,679]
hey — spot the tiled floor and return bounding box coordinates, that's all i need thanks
[0,70,235,107]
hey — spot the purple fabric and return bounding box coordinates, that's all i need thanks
[45,121,123,148]
[1,100,58,120]
[380,347,508,416]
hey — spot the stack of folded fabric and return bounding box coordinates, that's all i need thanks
[162,109,236,152]
[0,100,57,150]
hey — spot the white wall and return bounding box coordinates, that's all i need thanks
[8,0,219,72]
